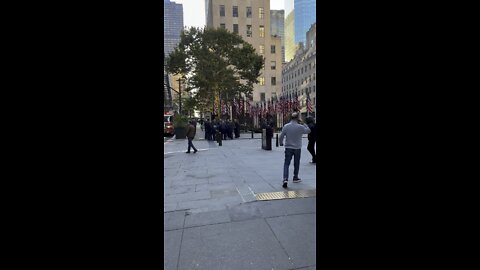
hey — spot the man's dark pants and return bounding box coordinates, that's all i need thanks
[307,139,316,162]
[187,137,197,152]
[283,148,301,180]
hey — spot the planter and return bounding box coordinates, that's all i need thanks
[174,127,187,139]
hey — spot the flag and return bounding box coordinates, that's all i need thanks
[294,92,299,111]
[240,97,244,115]
[277,97,282,113]
[306,91,313,113]
[234,98,238,116]
[221,99,227,115]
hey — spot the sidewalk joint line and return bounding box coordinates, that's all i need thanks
[175,212,187,270]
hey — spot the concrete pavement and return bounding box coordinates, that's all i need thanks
[164,129,316,270]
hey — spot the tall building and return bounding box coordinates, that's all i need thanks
[205,0,283,104]
[270,10,285,64]
[284,0,316,62]
[164,0,184,112]
[282,23,316,119]
[164,0,184,56]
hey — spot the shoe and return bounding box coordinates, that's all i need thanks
[185,151,190,153]
[193,150,198,153]
[282,179,288,188]
[293,178,302,183]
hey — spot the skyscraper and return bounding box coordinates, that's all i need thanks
[164,0,184,57]
[164,0,184,112]
[270,10,285,64]
[284,0,316,62]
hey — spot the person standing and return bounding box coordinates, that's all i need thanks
[279,112,311,188]
[306,117,317,163]
[234,119,240,138]
[227,120,234,140]
[204,120,211,140]
[185,120,198,153]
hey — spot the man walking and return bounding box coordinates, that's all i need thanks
[279,112,311,188]
[185,120,198,153]
[306,117,317,163]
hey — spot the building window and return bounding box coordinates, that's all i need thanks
[259,45,264,54]
[220,5,225,17]
[233,6,238,17]
[246,25,252,37]
[309,63,312,70]
[259,77,265,86]
[313,97,316,104]
[313,73,316,80]
[259,26,265,37]
[313,85,315,92]
[260,92,265,102]
[220,23,225,29]
[271,45,275,54]
[233,24,239,34]
[246,7,252,18]
[271,61,276,70]
[259,7,264,19]
[271,77,276,86]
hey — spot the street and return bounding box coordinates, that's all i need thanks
[164,129,316,270]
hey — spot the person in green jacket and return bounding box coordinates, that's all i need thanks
[185,120,198,153]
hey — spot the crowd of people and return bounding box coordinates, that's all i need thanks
[186,113,317,189]
[202,119,241,141]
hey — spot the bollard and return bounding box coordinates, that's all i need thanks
[276,133,279,147]
[251,130,254,139]
[216,131,222,146]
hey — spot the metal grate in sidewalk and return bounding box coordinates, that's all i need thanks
[255,189,316,201]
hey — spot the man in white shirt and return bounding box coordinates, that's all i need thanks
[279,112,311,188]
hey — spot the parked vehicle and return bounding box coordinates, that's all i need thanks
[164,113,175,136]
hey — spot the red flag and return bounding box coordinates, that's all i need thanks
[240,98,244,115]
[221,99,227,115]
[306,91,313,113]
[295,92,299,111]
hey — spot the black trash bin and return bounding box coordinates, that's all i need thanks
[262,128,273,150]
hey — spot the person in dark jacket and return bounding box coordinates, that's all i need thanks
[234,119,240,138]
[306,116,317,163]
[211,120,218,140]
[227,120,234,139]
[185,120,198,153]
[220,120,227,140]
[204,120,211,140]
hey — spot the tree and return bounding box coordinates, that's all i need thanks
[165,27,263,114]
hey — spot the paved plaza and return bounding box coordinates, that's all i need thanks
[164,130,317,270]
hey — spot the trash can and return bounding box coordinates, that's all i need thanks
[261,128,272,150]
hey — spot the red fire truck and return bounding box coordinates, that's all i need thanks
[164,112,175,136]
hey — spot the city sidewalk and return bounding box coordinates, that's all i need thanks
[164,131,316,270]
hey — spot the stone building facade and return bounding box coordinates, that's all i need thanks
[281,23,316,119]
[205,0,283,104]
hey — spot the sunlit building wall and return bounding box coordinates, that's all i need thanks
[206,0,283,104]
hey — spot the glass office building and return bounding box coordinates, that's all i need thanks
[164,0,183,112]
[270,10,285,63]
[285,0,316,62]
[164,0,184,57]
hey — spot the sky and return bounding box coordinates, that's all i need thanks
[171,0,285,29]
